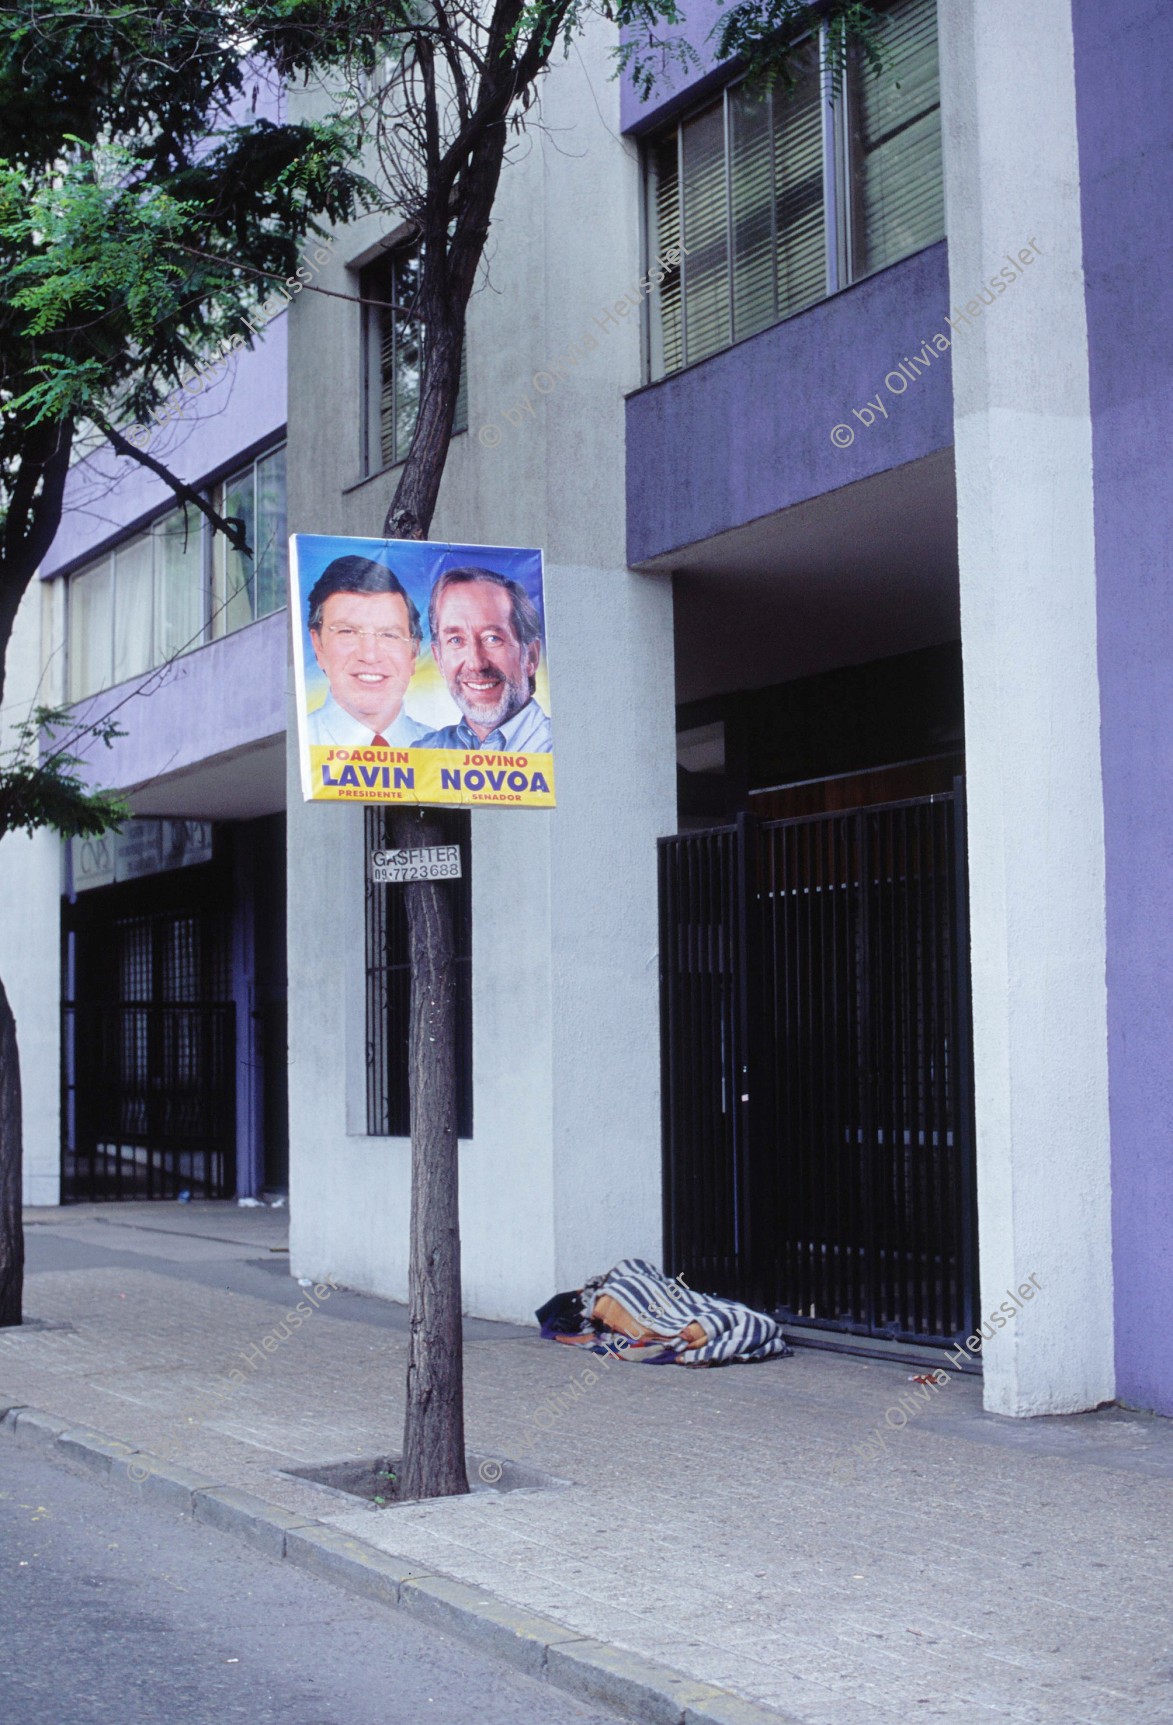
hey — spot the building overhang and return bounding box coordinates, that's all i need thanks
[659,448,960,702]
[57,608,289,818]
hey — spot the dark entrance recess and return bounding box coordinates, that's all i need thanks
[62,851,236,1202]
[248,814,289,1192]
[658,786,978,1348]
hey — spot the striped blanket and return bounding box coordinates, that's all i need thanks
[543,1258,791,1367]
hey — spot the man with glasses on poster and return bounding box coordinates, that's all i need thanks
[305,555,432,748]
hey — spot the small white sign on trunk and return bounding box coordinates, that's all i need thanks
[371,844,462,884]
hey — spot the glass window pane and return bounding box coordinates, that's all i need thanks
[394,317,421,464]
[393,249,421,465]
[375,274,397,470]
[366,246,467,468]
[68,559,113,701]
[155,507,204,661]
[849,0,943,279]
[112,533,154,685]
[366,246,467,469]
[647,135,684,378]
[681,101,731,366]
[213,468,255,637]
[254,445,287,618]
[773,51,826,316]
[730,82,775,342]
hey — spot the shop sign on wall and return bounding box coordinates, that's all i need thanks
[69,819,214,893]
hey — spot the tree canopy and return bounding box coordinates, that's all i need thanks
[0,1,385,707]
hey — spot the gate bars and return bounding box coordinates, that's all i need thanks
[659,788,978,1347]
[61,888,236,1203]
[62,1000,235,1200]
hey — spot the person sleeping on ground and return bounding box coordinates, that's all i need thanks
[536,1259,792,1367]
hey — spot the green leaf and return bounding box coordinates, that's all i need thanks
[0,705,130,843]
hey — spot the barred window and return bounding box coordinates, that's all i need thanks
[644,0,943,381]
[364,808,473,1138]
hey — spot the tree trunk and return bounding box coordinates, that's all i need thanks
[0,975,24,1328]
[0,422,71,1330]
[376,112,517,1501]
[381,319,465,542]
[393,804,469,1501]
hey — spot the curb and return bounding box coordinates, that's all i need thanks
[0,1401,800,1725]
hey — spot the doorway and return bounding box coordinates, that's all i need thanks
[659,783,978,1345]
[62,865,235,1201]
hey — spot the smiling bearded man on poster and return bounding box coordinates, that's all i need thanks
[419,566,552,752]
[306,555,432,748]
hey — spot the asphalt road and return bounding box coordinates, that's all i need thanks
[0,1442,619,1725]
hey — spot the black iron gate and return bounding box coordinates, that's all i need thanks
[659,789,977,1346]
[62,892,235,1201]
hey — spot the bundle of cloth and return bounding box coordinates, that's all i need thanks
[536,1257,791,1367]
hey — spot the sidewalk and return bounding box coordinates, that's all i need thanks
[3,1203,1171,1725]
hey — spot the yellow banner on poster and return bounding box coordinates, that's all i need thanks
[308,745,555,807]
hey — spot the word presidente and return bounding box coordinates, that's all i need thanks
[829,237,1044,448]
[830,1272,1044,1481]
[126,1277,342,1484]
[477,245,690,450]
[125,234,338,452]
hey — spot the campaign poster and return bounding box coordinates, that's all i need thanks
[289,535,554,808]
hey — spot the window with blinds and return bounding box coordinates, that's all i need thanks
[848,0,944,279]
[644,0,942,381]
[647,138,684,376]
[362,243,468,475]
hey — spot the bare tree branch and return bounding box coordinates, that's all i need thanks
[92,413,254,557]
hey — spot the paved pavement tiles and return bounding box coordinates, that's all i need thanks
[3,1203,1172,1725]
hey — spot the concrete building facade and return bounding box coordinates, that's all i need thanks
[3,0,1170,1424]
[3,314,292,1208]
[286,0,1173,1419]
[283,23,676,1322]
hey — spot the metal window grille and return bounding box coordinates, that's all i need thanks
[364,808,473,1137]
[62,892,236,1202]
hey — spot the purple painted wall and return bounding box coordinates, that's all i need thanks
[1073,0,1173,1415]
[43,314,287,578]
[67,609,287,793]
[620,0,732,134]
[42,306,289,787]
[627,241,952,564]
